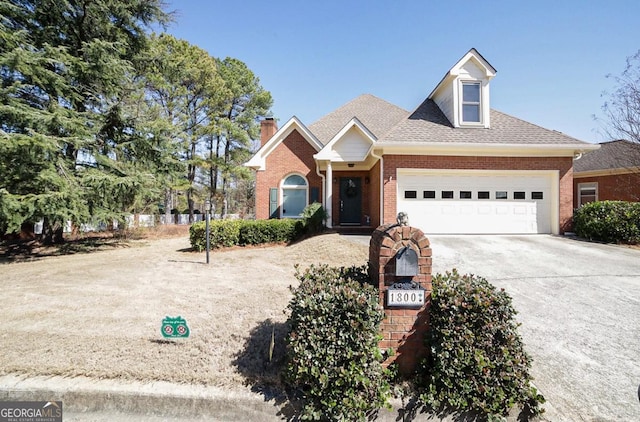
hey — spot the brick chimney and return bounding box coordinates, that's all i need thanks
[260,117,277,146]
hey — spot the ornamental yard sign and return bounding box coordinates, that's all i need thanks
[161,316,190,338]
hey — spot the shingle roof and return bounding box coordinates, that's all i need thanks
[378,98,590,146]
[308,94,409,145]
[574,139,640,172]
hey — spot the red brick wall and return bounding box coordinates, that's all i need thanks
[382,155,574,233]
[255,129,322,219]
[370,224,432,376]
[574,173,640,208]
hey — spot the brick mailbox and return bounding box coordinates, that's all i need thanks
[369,214,432,375]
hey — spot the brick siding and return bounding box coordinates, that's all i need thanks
[574,172,640,208]
[255,129,322,219]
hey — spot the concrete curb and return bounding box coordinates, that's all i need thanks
[0,375,553,421]
[0,375,283,421]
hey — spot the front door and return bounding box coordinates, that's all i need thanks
[339,177,362,225]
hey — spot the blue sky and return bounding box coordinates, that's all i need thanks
[162,1,640,144]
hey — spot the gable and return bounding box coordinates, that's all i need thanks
[459,59,487,80]
[265,128,319,172]
[245,116,322,170]
[314,117,376,162]
[429,48,496,129]
[333,127,371,161]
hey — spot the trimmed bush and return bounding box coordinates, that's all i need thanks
[573,200,640,243]
[239,219,303,245]
[419,269,544,419]
[189,220,241,251]
[189,218,304,251]
[285,264,390,421]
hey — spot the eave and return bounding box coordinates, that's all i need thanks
[372,142,599,157]
[574,167,640,178]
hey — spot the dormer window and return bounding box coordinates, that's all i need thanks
[461,82,481,123]
[429,49,495,128]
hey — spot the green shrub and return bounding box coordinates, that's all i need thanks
[419,269,544,419]
[300,202,327,234]
[189,220,240,251]
[573,200,640,243]
[189,218,304,250]
[239,219,303,245]
[285,264,390,421]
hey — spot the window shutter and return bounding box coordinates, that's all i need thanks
[269,188,278,219]
[310,187,320,204]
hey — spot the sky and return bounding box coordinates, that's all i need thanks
[161,0,640,144]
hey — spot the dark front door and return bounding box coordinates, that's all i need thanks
[339,177,362,225]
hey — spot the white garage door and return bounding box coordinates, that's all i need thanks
[396,170,558,234]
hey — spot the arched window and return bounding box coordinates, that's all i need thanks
[281,174,308,218]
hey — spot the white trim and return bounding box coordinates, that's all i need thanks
[372,142,598,157]
[315,161,326,218]
[279,172,309,218]
[574,166,640,178]
[314,117,377,161]
[370,148,384,227]
[325,162,333,228]
[459,80,483,126]
[577,182,598,206]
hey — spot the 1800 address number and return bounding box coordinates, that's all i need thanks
[387,289,425,307]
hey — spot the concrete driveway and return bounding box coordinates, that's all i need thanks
[425,234,640,421]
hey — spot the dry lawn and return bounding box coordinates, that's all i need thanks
[0,231,368,393]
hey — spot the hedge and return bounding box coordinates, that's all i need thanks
[573,200,640,243]
[419,269,544,419]
[189,218,303,251]
[238,219,304,245]
[189,203,327,251]
[285,264,390,421]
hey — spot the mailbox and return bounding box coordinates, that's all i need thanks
[395,246,418,277]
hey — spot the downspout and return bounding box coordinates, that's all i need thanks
[315,160,330,228]
[370,148,384,226]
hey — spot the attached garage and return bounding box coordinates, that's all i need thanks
[396,169,559,234]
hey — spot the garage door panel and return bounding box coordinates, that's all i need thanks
[397,172,553,234]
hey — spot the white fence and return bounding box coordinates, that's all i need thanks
[31,213,231,234]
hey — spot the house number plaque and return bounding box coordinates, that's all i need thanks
[386,282,425,308]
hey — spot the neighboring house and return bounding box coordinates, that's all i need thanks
[573,139,640,207]
[246,49,598,234]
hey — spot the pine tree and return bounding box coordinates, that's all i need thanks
[0,0,169,242]
[212,57,272,218]
[140,33,226,222]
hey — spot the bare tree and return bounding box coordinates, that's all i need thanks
[600,50,640,143]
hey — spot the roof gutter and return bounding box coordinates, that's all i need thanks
[373,142,600,157]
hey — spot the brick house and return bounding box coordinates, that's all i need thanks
[573,139,640,207]
[246,49,597,234]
